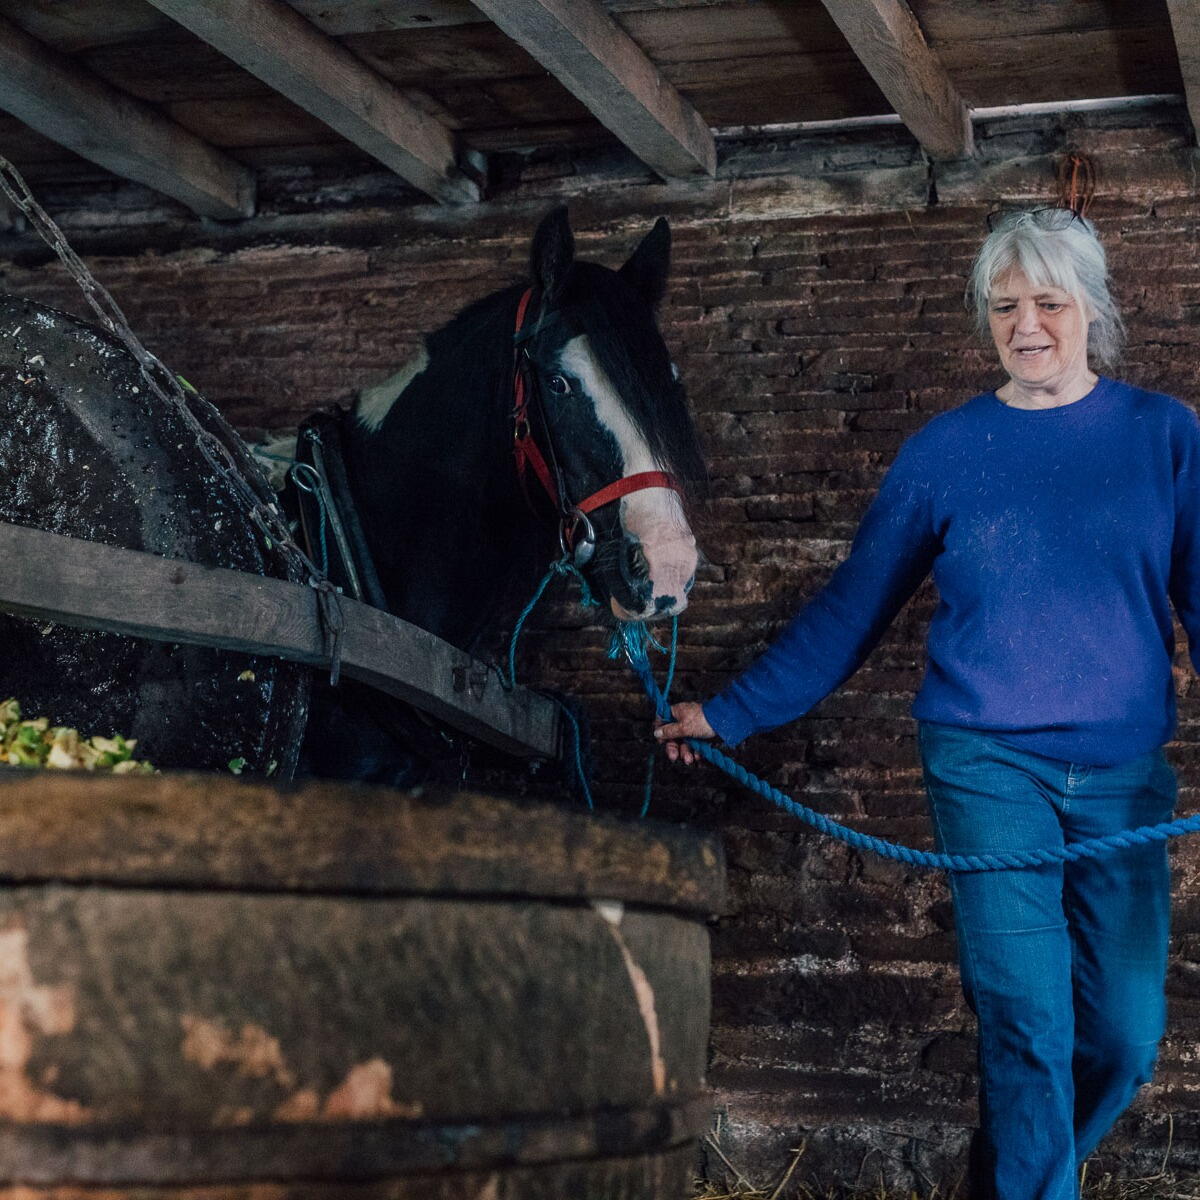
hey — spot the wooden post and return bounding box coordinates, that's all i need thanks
[1166,0,1200,147]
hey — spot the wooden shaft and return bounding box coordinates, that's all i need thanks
[0,521,560,760]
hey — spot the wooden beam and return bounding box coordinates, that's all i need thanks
[0,1,738,47]
[469,0,715,180]
[817,0,972,161]
[0,522,559,760]
[1166,0,1200,145]
[144,0,479,205]
[0,13,254,218]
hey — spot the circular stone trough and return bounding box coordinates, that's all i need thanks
[0,772,725,1197]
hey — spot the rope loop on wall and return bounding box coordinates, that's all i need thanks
[1057,151,1096,217]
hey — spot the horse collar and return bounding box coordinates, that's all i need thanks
[510,287,680,568]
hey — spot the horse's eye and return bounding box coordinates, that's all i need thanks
[547,374,571,395]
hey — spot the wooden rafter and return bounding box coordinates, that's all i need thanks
[144,0,480,205]
[470,0,716,180]
[0,13,253,219]
[818,0,972,161]
[1165,0,1200,144]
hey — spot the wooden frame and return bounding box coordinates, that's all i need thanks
[0,12,254,219]
[470,0,716,179]
[145,0,480,205]
[818,0,972,162]
[1165,0,1200,146]
[0,521,560,760]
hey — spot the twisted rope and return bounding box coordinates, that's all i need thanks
[502,559,599,810]
[504,550,1200,873]
[621,634,1200,873]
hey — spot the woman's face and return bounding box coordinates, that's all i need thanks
[987,267,1092,389]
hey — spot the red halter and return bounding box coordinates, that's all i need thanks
[511,287,680,561]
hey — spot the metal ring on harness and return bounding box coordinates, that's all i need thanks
[560,507,596,568]
[289,462,328,576]
[510,288,682,575]
[290,461,321,495]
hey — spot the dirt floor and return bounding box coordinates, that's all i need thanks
[692,1136,1200,1199]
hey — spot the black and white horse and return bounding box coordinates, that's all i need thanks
[286,207,707,784]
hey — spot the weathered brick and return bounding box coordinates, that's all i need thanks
[6,187,1200,1192]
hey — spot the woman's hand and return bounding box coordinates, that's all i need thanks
[653,701,715,766]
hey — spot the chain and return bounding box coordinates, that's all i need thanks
[0,156,346,679]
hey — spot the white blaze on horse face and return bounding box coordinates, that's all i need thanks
[558,335,697,620]
[356,344,430,433]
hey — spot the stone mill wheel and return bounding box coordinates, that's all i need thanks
[0,771,725,1198]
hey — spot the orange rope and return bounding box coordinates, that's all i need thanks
[1057,152,1096,217]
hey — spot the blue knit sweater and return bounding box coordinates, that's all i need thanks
[703,376,1200,766]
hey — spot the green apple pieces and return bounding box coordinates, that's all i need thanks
[0,699,154,773]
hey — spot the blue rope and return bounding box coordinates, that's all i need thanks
[505,569,1200,873]
[619,634,1200,873]
[641,749,657,819]
[610,619,679,818]
[503,558,599,810]
[662,616,678,699]
[556,700,594,812]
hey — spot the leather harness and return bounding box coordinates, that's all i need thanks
[510,286,680,567]
[294,285,683,606]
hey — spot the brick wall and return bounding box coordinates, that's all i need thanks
[4,187,1200,1191]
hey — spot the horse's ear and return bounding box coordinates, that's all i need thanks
[530,206,575,302]
[618,217,671,307]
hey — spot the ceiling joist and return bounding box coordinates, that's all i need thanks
[1164,0,1200,145]
[144,0,480,206]
[469,0,716,180]
[0,13,254,219]
[818,0,973,162]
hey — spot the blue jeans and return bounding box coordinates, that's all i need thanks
[918,721,1176,1200]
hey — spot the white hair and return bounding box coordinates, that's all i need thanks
[968,211,1124,369]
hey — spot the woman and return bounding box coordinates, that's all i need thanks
[655,208,1198,1199]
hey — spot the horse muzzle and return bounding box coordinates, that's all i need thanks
[607,530,696,622]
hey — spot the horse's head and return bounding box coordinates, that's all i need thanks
[518,207,705,621]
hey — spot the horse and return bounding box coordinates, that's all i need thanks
[284,206,707,785]
[0,205,703,786]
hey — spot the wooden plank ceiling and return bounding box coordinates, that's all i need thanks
[0,0,1190,218]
